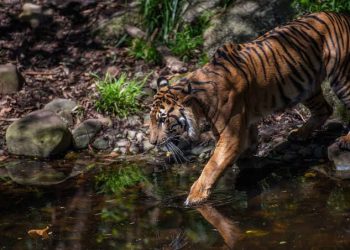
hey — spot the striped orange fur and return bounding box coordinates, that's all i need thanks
[149,12,350,205]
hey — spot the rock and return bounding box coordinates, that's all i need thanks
[94,6,142,44]
[92,136,110,150]
[322,81,350,123]
[125,115,142,127]
[44,98,77,113]
[118,147,128,154]
[190,143,214,156]
[44,98,77,125]
[72,119,102,149]
[143,113,151,128]
[115,139,130,148]
[105,66,120,78]
[182,0,221,23]
[328,143,350,179]
[6,110,72,158]
[136,132,144,143]
[0,64,24,94]
[129,144,140,154]
[127,130,137,140]
[18,3,45,28]
[97,115,113,127]
[143,139,155,151]
[48,0,96,9]
[203,0,294,56]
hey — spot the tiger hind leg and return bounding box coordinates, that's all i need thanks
[288,91,333,141]
[331,80,350,149]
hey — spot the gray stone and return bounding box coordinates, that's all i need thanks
[92,136,110,150]
[129,144,140,154]
[203,0,294,56]
[0,64,24,94]
[118,147,128,154]
[44,98,77,113]
[6,110,72,157]
[115,139,130,148]
[94,6,142,44]
[127,130,137,140]
[328,143,350,179]
[105,66,120,78]
[136,132,144,143]
[125,115,142,127]
[97,116,113,127]
[182,0,221,23]
[72,119,102,149]
[19,3,42,26]
[143,139,155,151]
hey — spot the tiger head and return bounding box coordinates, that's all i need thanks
[149,77,200,147]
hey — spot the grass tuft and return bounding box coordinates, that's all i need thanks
[292,0,350,14]
[128,38,160,63]
[94,73,146,118]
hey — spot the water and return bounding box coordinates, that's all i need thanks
[0,153,349,250]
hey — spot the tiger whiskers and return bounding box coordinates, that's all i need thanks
[165,140,188,164]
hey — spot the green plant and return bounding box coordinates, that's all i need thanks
[140,0,183,42]
[197,53,210,66]
[292,0,350,14]
[168,25,203,60]
[94,73,145,118]
[168,12,211,60]
[95,164,148,194]
[128,38,160,63]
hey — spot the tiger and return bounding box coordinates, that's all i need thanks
[149,12,350,206]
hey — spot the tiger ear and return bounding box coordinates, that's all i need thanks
[182,82,192,94]
[157,77,169,89]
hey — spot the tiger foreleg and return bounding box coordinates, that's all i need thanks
[288,92,332,141]
[184,114,246,206]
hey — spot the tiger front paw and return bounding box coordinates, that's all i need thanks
[336,134,350,150]
[184,180,211,207]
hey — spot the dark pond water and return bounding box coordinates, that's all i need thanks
[0,153,349,250]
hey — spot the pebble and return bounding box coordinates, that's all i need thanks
[143,139,154,151]
[129,144,139,154]
[115,139,130,148]
[136,132,144,143]
[127,130,137,140]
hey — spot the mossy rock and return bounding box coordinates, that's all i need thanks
[322,81,350,123]
[6,110,72,158]
[94,6,142,44]
[203,0,294,56]
[0,64,24,94]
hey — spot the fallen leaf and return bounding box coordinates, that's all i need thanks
[27,226,50,239]
[304,172,316,178]
[245,229,269,237]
